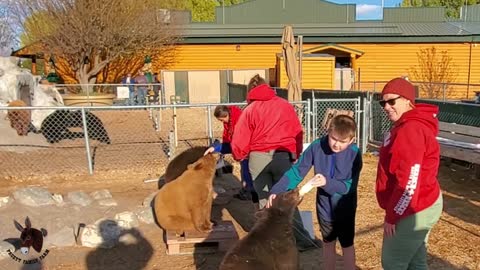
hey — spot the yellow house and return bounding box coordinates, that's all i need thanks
[166,0,480,100]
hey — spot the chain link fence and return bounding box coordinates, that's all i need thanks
[0,101,311,178]
[312,98,362,147]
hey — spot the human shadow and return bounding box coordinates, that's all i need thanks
[438,159,480,227]
[85,220,153,270]
[427,253,472,270]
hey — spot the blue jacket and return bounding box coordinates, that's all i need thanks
[270,136,362,222]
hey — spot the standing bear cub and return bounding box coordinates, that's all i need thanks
[219,188,302,270]
[154,152,219,234]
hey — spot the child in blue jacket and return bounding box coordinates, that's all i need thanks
[268,114,362,270]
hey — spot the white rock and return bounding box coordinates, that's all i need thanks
[67,191,93,207]
[0,196,13,208]
[135,207,155,224]
[12,187,55,207]
[114,211,139,229]
[90,189,112,200]
[81,219,121,249]
[142,192,157,207]
[0,241,15,260]
[97,198,117,207]
[51,194,64,205]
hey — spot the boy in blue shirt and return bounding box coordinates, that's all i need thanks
[268,114,362,270]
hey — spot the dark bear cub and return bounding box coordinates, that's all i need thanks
[219,189,302,270]
[163,146,209,183]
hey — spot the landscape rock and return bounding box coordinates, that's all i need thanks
[114,211,139,229]
[12,187,55,207]
[142,192,157,207]
[52,194,64,205]
[90,189,112,200]
[135,207,155,224]
[97,198,117,207]
[80,219,121,248]
[67,191,93,207]
[0,196,13,208]
[0,241,15,260]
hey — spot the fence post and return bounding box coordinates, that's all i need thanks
[81,108,94,175]
[172,100,178,147]
[207,105,213,145]
[362,96,368,154]
[355,97,361,148]
[306,99,311,143]
[168,130,175,160]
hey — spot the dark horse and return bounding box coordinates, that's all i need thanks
[14,217,47,255]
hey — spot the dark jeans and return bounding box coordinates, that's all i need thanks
[249,151,314,248]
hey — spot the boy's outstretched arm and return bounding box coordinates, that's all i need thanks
[322,148,362,195]
[269,140,317,195]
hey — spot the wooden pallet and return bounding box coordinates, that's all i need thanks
[165,220,239,255]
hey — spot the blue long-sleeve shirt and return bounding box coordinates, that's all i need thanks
[270,136,362,222]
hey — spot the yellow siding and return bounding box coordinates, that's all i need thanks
[278,56,335,89]
[168,42,480,99]
[170,44,281,70]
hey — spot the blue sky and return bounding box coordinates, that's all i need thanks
[328,0,403,20]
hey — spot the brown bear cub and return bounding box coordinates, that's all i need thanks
[154,152,219,234]
[219,188,302,270]
[7,100,31,136]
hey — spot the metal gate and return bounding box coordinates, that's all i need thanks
[312,97,366,152]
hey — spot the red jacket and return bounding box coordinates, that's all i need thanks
[222,106,242,143]
[376,104,441,225]
[231,84,303,161]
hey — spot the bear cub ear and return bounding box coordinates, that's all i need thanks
[187,159,204,170]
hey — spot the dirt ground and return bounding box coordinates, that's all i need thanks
[1,108,479,269]
[0,154,479,270]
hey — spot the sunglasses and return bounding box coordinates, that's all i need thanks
[379,97,402,107]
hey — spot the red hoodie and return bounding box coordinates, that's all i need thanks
[231,84,303,161]
[222,106,242,143]
[376,104,442,225]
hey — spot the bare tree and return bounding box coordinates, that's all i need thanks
[409,46,458,99]
[12,0,182,92]
[0,1,18,56]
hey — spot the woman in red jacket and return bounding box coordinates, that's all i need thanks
[376,78,443,269]
[231,75,316,251]
[205,105,258,203]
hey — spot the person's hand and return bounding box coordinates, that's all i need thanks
[310,174,327,187]
[204,147,215,156]
[266,194,276,208]
[299,174,326,196]
[383,221,396,238]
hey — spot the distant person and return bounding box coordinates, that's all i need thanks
[376,77,443,270]
[121,73,136,105]
[134,71,148,105]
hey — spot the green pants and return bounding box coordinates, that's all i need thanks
[382,193,443,270]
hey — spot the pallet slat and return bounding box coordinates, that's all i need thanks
[165,220,239,255]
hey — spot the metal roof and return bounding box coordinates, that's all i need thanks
[179,1,480,43]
